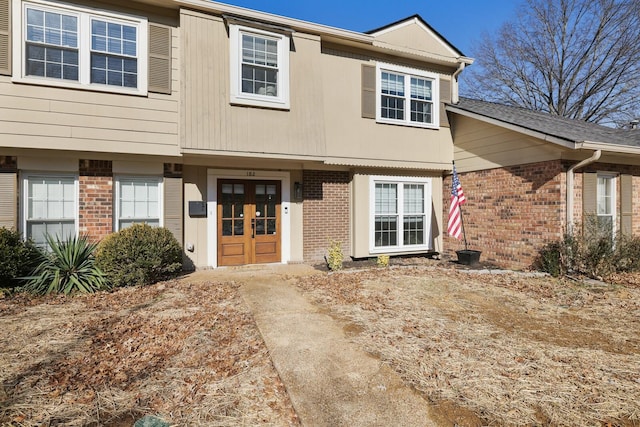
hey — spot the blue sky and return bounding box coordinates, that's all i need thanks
[219,0,522,56]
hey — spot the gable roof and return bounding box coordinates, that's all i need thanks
[447,97,640,149]
[366,14,465,58]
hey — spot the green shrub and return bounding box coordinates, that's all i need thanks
[326,240,343,271]
[0,227,41,288]
[22,234,108,295]
[96,224,182,287]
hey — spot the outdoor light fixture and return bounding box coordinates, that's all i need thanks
[294,182,303,201]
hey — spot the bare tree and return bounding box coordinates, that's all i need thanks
[462,0,640,126]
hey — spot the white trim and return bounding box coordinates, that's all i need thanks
[375,62,439,129]
[12,0,148,96]
[229,24,290,109]
[596,172,617,237]
[207,169,291,268]
[368,175,432,254]
[20,172,79,245]
[114,175,163,231]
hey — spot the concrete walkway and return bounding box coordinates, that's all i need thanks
[223,264,437,427]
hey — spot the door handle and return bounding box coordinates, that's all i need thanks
[251,218,255,238]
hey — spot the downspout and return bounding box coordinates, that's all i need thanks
[451,61,466,104]
[566,150,601,233]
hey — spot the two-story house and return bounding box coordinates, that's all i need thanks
[0,0,472,268]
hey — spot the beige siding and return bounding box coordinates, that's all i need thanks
[0,5,179,157]
[451,115,564,172]
[0,78,178,155]
[182,165,208,268]
[322,51,453,168]
[180,10,326,157]
[373,21,458,59]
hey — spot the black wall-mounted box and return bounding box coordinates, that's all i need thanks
[188,201,207,217]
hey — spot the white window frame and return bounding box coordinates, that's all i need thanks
[376,62,439,129]
[369,175,432,253]
[13,0,148,95]
[229,24,290,109]
[596,172,616,237]
[114,176,163,231]
[21,172,79,247]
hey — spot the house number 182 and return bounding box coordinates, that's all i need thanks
[246,171,256,176]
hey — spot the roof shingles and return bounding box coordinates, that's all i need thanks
[448,97,640,147]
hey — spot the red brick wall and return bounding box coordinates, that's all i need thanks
[303,170,350,262]
[443,161,565,270]
[79,160,113,241]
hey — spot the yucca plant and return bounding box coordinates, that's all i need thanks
[22,234,109,295]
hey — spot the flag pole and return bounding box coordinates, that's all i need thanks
[453,161,469,251]
[459,203,469,251]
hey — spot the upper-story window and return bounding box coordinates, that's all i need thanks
[16,0,148,94]
[229,24,290,109]
[376,63,439,128]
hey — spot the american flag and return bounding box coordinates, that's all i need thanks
[447,165,466,239]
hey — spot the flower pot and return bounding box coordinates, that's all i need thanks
[456,250,481,266]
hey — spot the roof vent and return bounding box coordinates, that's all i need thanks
[630,119,639,130]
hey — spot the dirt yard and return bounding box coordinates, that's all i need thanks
[296,266,640,426]
[0,279,299,426]
[1,264,639,426]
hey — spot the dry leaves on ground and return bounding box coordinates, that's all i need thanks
[0,279,299,426]
[297,266,640,427]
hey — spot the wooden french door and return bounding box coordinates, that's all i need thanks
[217,180,281,266]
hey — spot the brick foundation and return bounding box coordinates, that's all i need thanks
[443,161,564,270]
[302,170,350,262]
[79,160,113,241]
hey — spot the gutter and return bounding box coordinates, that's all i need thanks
[450,61,466,104]
[566,150,601,232]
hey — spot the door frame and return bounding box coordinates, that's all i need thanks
[207,169,291,268]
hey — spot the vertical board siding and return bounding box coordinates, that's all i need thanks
[439,79,451,128]
[180,10,325,156]
[0,172,16,228]
[621,174,632,235]
[0,0,10,75]
[361,64,376,119]
[164,177,183,244]
[148,23,172,94]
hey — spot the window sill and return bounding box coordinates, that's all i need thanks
[11,75,148,97]
[370,245,432,254]
[375,118,439,130]
[230,94,290,110]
